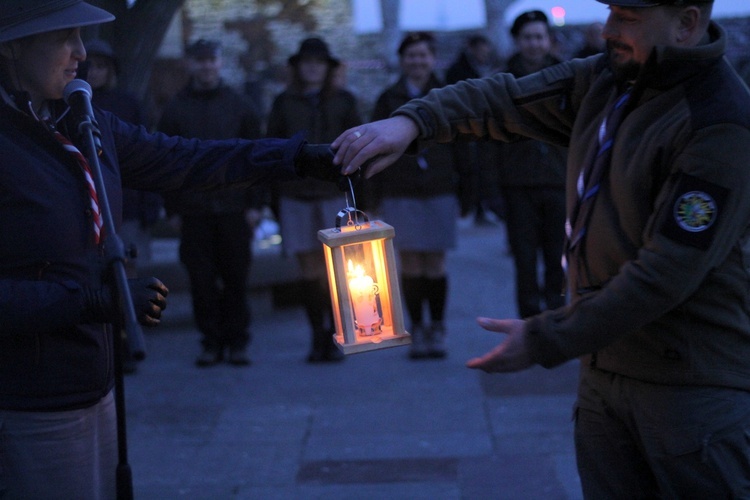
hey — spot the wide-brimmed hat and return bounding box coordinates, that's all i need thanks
[288,37,339,67]
[595,0,712,6]
[0,0,114,44]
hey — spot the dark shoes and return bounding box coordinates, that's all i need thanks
[196,347,251,367]
[408,323,447,360]
[306,346,345,363]
[306,328,345,364]
[428,322,447,359]
[195,348,223,367]
[408,325,430,359]
[228,348,251,366]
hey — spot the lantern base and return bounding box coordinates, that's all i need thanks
[333,330,411,355]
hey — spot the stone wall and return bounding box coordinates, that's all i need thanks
[151,2,750,124]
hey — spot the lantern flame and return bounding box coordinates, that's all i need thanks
[347,259,365,278]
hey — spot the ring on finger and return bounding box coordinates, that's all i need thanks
[352,130,362,139]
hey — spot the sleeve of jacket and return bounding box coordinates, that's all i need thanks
[102,110,303,194]
[524,123,750,367]
[393,57,598,148]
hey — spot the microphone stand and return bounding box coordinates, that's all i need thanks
[75,110,144,500]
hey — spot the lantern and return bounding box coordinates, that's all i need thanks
[318,209,410,354]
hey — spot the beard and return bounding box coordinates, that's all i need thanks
[606,41,641,84]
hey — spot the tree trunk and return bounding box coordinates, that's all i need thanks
[484,0,514,58]
[85,0,186,99]
[379,0,401,71]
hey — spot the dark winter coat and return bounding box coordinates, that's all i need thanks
[0,100,301,411]
[369,74,457,202]
[267,87,360,200]
[158,83,264,215]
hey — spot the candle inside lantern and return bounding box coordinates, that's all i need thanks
[347,259,381,330]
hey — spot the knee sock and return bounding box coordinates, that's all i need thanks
[401,275,425,328]
[424,276,448,325]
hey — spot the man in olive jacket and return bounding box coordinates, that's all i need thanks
[332,0,750,496]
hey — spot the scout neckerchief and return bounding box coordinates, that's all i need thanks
[566,86,633,270]
[35,101,103,245]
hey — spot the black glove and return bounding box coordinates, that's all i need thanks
[83,277,169,327]
[294,143,360,190]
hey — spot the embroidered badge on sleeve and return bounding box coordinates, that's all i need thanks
[660,173,728,250]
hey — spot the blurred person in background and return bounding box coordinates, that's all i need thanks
[158,39,265,368]
[370,32,458,359]
[267,37,361,363]
[446,34,505,227]
[498,10,567,319]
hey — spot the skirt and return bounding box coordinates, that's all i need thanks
[379,195,458,252]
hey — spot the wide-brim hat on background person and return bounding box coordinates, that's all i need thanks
[288,37,340,67]
[0,0,114,44]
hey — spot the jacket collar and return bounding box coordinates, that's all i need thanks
[394,73,443,99]
[637,21,725,91]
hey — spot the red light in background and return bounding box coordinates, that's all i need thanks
[551,6,566,26]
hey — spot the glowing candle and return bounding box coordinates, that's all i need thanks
[347,260,380,331]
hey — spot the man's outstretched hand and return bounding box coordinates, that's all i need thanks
[466,317,534,373]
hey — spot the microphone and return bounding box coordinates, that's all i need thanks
[63,79,102,154]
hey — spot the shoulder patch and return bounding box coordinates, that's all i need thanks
[660,173,728,250]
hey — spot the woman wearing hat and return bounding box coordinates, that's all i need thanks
[267,37,362,363]
[0,2,342,497]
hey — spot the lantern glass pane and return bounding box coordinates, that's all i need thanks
[342,242,387,337]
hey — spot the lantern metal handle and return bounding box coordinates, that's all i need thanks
[335,207,369,230]
[333,175,369,231]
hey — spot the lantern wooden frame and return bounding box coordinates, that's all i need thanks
[318,219,410,354]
